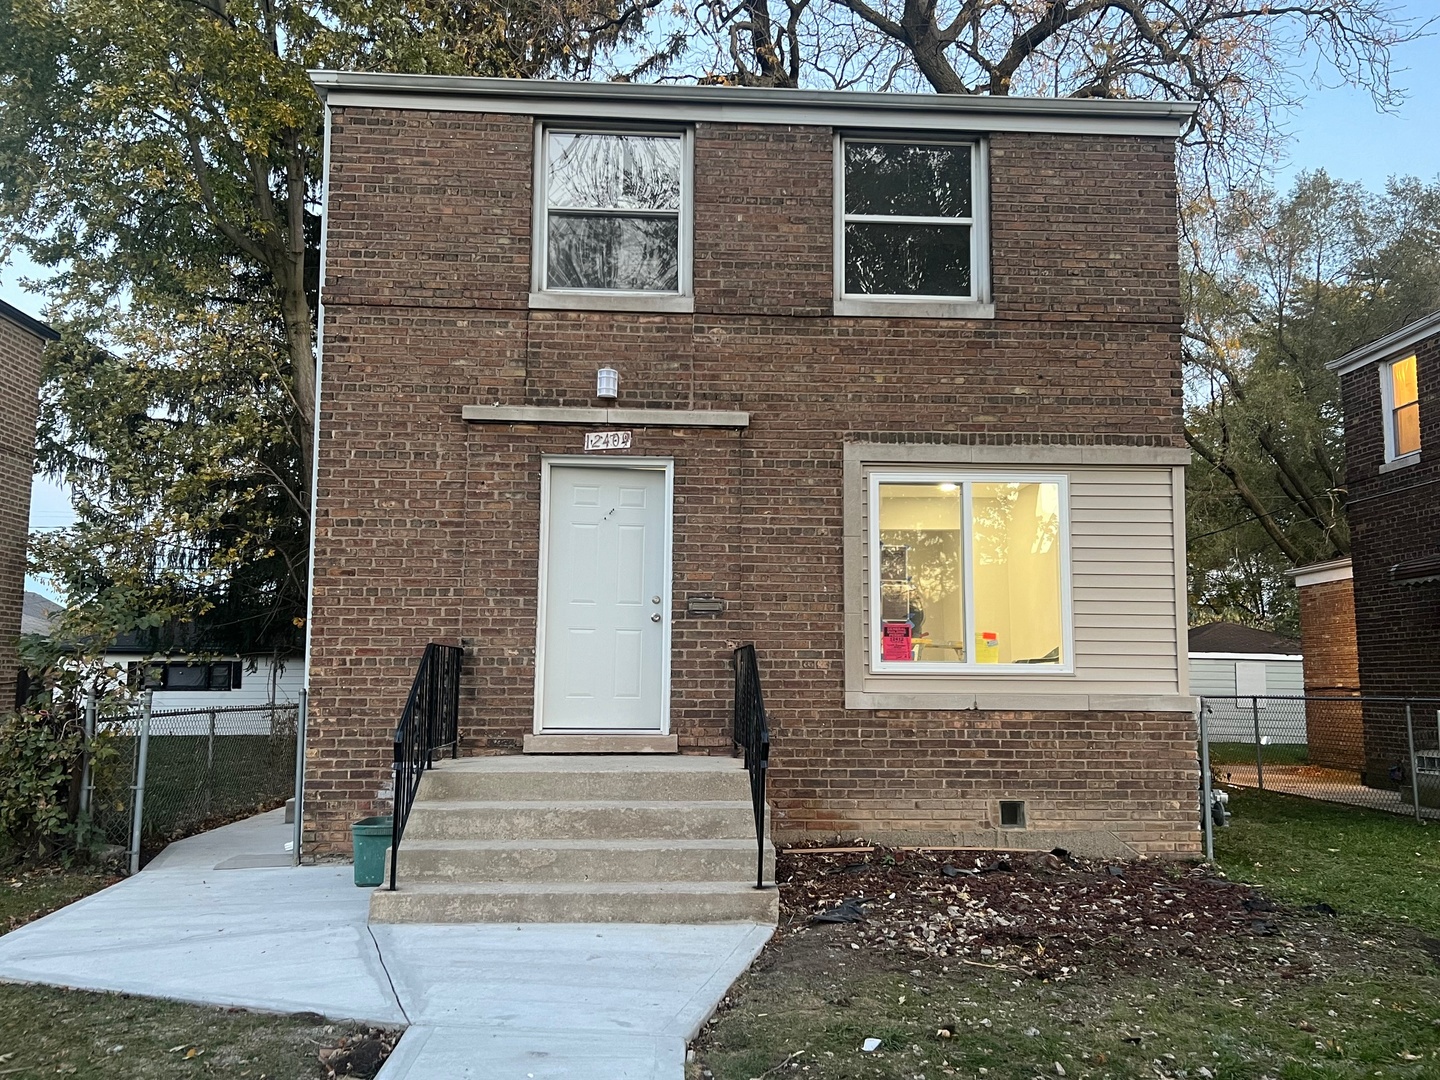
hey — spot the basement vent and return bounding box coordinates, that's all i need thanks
[999,800,1026,828]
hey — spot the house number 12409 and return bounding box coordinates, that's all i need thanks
[583,430,632,452]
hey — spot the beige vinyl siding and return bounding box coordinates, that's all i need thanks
[853,464,1184,700]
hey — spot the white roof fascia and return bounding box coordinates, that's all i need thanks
[309,72,1198,138]
[1189,652,1303,662]
[1329,310,1440,375]
[1287,557,1353,587]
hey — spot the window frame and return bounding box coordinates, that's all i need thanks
[132,660,241,692]
[1380,353,1421,464]
[530,124,695,313]
[834,135,993,319]
[866,470,1073,676]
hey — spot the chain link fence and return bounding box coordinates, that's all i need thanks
[83,695,299,870]
[1200,695,1440,828]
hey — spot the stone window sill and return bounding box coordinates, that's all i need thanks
[1380,452,1421,474]
[529,291,694,314]
[833,297,996,320]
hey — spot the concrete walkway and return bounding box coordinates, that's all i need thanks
[0,809,772,1078]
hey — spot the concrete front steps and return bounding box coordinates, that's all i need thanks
[369,755,777,925]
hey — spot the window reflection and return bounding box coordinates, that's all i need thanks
[544,132,683,293]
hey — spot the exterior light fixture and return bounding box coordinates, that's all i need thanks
[597,367,619,400]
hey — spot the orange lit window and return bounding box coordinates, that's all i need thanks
[1389,355,1420,459]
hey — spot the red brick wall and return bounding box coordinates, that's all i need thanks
[307,108,1196,857]
[0,316,45,710]
[1341,331,1440,782]
[1295,574,1361,769]
[1296,575,1359,694]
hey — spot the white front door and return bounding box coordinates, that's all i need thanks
[538,461,670,731]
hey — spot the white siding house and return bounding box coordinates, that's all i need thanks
[1189,622,1304,742]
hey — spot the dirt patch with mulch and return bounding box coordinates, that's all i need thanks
[777,845,1313,979]
[692,843,1440,1080]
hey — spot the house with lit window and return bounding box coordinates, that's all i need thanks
[1328,309,1440,783]
[303,74,1200,922]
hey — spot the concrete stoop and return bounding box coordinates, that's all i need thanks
[369,755,778,925]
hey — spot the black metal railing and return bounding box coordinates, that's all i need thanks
[390,643,464,891]
[732,644,771,890]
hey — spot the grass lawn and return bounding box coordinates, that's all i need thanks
[1207,741,1310,767]
[0,984,379,1079]
[693,790,1440,1080]
[1214,786,1440,932]
[0,867,392,1078]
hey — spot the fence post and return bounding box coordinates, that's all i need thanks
[293,691,307,866]
[128,691,152,875]
[79,688,96,819]
[205,708,216,818]
[1199,699,1214,862]
[1406,703,1423,824]
[1251,696,1265,792]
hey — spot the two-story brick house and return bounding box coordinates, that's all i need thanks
[1,299,57,710]
[305,75,1200,913]
[1329,309,1440,783]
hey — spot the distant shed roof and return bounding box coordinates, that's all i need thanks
[1188,622,1302,657]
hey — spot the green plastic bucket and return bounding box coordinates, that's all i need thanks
[351,815,393,888]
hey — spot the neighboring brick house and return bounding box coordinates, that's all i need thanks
[0,300,57,711]
[1287,558,1361,771]
[1329,310,1440,783]
[305,74,1199,861]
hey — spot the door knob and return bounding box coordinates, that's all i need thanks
[651,613,662,622]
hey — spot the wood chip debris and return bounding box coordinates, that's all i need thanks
[777,844,1275,978]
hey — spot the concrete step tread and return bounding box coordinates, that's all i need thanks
[409,799,756,811]
[395,837,772,852]
[433,756,746,774]
[382,880,776,896]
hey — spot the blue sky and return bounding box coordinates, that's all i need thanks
[5,10,1439,599]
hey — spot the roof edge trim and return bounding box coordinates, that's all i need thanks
[1329,309,1440,374]
[0,298,59,342]
[309,72,1197,136]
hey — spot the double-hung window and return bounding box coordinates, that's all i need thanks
[1383,354,1420,461]
[869,473,1071,673]
[533,128,691,310]
[837,139,990,317]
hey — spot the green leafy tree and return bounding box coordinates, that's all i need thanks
[1184,171,1440,631]
[1,0,650,648]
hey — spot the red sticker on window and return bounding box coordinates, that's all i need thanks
[882,622,913,662]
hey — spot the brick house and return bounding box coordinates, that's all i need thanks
[1329,310,1440,782]
[1287,558,1361,771]
[304,74,1201,901]
[0,300,57,711]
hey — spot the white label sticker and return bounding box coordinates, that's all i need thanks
[583,430,633,452]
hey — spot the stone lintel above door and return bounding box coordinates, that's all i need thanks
[461,405,749,428]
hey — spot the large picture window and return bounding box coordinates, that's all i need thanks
[841,140,979,300]
[538,129,687,295]
[869,474,1070,673]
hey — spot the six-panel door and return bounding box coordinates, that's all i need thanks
[539,464,669,730]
